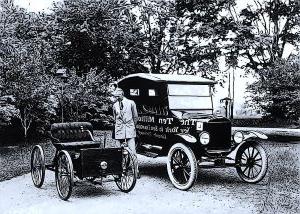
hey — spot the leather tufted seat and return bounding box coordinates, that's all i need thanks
[50,122,101,150]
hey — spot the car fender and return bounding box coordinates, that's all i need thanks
[243,131,268,141]
[174,133,197,143]
[232,131,267,154]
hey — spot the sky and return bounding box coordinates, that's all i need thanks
[14,0,58,12]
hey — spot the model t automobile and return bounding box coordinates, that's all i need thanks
[30,122,137,200]
[118,73,268,190]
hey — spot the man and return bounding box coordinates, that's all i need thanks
[112,88,140,177]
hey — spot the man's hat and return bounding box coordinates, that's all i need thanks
[112,88,124,96]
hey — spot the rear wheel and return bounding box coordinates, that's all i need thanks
[55,150,74,200]
[115,148,137,193]
[235,142,268,183]
[167,143,198,190]
[30,145,45,188]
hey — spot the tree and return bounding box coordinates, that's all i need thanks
[227,0,300,70]
[59,69,113,127]
[248,56,300,119]
[130,0,178,73]
[226,0,300,119]
[175,0,235,78]
[0,1,58,138]
[51,0,148,78]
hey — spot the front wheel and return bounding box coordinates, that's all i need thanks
[235,142,268,183]
[115,148,137,193]
[167,143,198,190]
[55,150,74,200]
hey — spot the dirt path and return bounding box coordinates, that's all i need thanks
[0,142,299,214]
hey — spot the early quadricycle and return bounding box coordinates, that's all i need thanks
[117,73,268,190]
[30,122,137,200]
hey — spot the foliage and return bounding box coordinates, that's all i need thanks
[0,1,58,137]
[175,0,235,79]
[227,0,300,70]
[130,0,178,73]
[60,69,113,127]
[51,0,148,77]
[1,0,300,138]
[224,0,300,119]
[248,57,300,119]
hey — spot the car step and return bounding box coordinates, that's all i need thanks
[139,151,159,158]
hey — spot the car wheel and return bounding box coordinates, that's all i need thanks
[31,145,46,188]
[167,143,198,190]
[55,150,74,200]
[235,141,268,183]
[115,147,137,193]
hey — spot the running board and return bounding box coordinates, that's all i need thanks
[139,151,159,158]
[198,162,237,168]
[205,149,232,154]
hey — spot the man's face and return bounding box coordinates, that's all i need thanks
[114,94,123,102]
[109,84,117,92]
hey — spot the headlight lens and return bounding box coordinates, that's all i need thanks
[199,132,210,145]
[100,161,108,170]
[233,131,244,144]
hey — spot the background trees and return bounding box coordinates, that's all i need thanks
[0,0,300,143]
[248,56,300,119]
[0,0,58,139]
[51,0,148,78]
[176,0,235,79]
[226,0,300,118]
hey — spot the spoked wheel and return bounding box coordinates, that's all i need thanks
[55,150,74,200]
[167,143,198,190]
[31,145,46,188]
[115,148,137,193]
[235,142,268,183]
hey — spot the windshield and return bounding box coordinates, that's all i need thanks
[168,84,213,110]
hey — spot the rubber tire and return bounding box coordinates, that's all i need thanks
[167,143,198,190]
[235,141,268,183]
[55,150,74,200]
[30,145,46,188]
[115,147,137,193]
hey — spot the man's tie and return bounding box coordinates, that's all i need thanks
[119,101,123,110]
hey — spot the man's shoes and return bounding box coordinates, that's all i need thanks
[137,171,141,179]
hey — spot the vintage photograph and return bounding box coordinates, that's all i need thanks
[0,0,299,213]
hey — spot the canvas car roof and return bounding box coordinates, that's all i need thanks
[118,73,216,84]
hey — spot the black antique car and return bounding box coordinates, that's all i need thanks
[30,122,137,200]
[118,73,268,190]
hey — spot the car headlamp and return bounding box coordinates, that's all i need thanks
[199,132,210,145]
[233,131,244,144]
[100,161,108,170]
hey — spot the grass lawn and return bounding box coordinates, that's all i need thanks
[257,141,300,213]
[0,131,114,181]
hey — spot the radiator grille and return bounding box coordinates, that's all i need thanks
[204,121,232,150]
